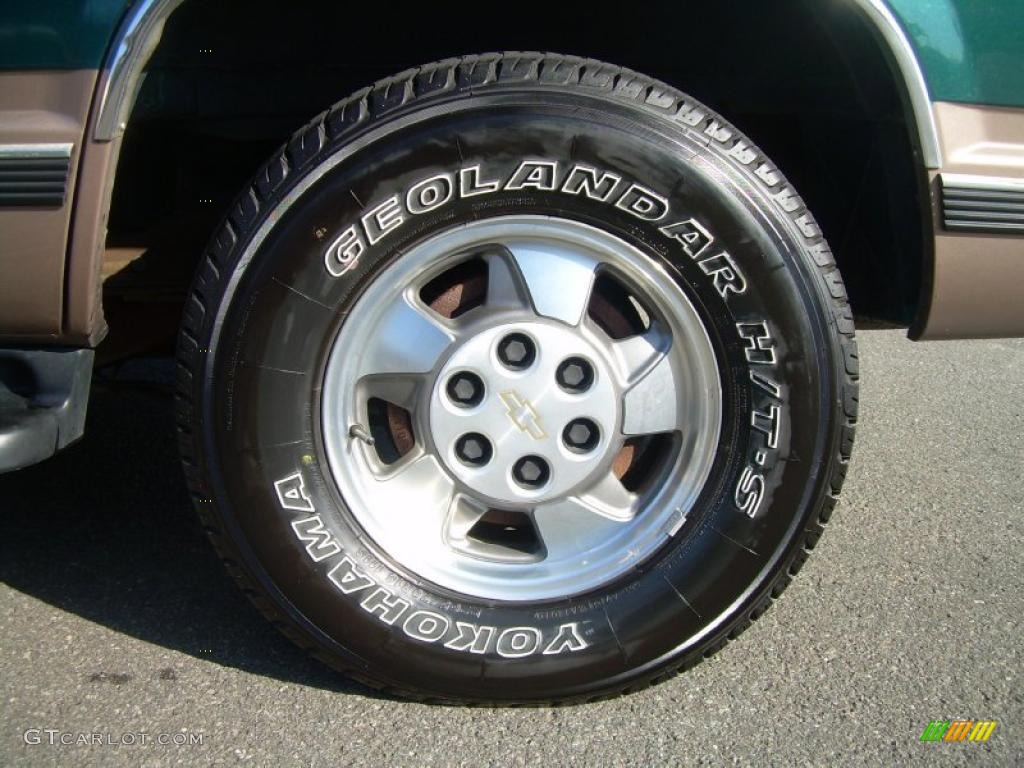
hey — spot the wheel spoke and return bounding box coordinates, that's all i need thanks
[503,239,597,326]
[482,251,532,311]
[357,294,454,377]
[372,454,456,544]
[578,472,637,520]
[532,480,634,561]
[444,493,489,543]
[610,325,671,384]
[622,349,680,436]
[360,373,422,411]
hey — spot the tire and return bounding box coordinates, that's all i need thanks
[176,52,858,703]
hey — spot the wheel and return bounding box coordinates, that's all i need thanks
[176,53,858,703]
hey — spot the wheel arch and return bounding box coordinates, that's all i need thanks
[75,0,937,352]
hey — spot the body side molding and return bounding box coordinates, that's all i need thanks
[0,143,73,207]
[940,174,1024,234]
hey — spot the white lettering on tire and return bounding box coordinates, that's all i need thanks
[444,622,495,654]
[324,226,366,277]
[274,472,315,512]
[291,516,341,562]
[406,173,454,214]
[403,610,450,642]
[320,160,749,300]
[495,627,542,658]
[732,320,786,518]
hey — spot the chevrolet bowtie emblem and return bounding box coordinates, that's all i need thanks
[499,390,547,440]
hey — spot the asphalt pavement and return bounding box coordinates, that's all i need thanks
[1,329,1021,767]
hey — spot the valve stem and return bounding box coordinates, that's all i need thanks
[348,423,375,445]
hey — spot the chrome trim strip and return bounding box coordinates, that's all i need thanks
[852,0,942,169]
[940,173,1024,193]
[0,143,73,159]
[94,0,184,141]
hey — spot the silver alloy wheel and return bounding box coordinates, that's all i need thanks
[322,216,721,601]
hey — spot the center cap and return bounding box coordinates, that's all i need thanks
[429,321,620,506]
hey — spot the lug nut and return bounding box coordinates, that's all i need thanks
[556,357,594,393]
[512,455,550,489]
[446,371,484,407]
[563,418,600,453]
[455,433,492,467]
[497,332,536,370]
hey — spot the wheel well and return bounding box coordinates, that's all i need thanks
[102,0,926,358]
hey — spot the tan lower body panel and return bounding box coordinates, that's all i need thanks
[64,132,119,346]
[0,70,97,342]
[913,102,1024,339]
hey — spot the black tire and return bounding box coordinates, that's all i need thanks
[176,53,858,703]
